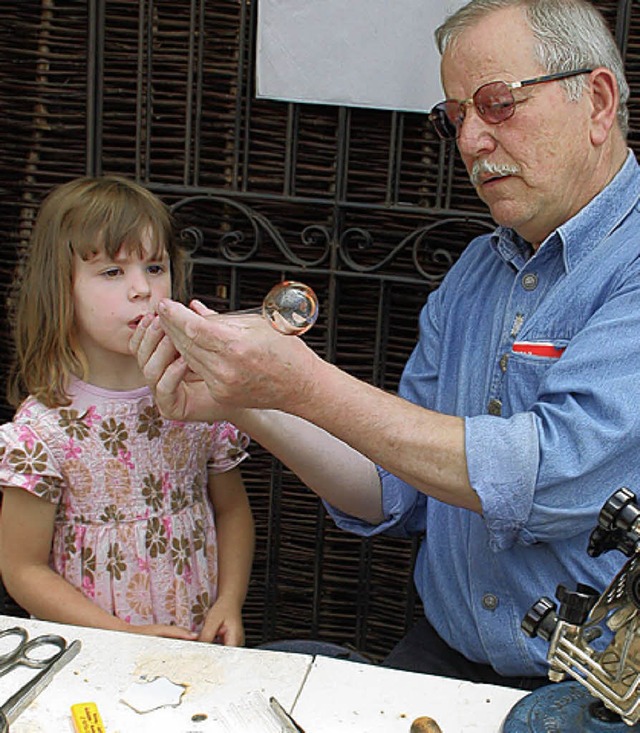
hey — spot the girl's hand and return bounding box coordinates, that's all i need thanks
[130,312,227,423]
[128,623,199,641]
[198,600,245,646]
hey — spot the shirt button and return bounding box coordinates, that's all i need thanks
[499,353,509,372]
[488,399,502,416]
[522,273,538,291]
[482,593,499,611]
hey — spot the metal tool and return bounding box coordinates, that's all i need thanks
[504,488,640,732]
[0,626,81,732]
[269,696,307,733]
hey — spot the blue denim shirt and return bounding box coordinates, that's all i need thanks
[327,151,640,676]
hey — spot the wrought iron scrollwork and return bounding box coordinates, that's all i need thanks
[171,195,329,267]
[339,216,495,281]
[177,226,204,255]
[172,196,494,282]
[299,225,331,265]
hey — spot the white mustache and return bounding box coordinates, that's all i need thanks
[470,160,520,187]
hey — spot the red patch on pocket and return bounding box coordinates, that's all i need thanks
[512,341,566,358]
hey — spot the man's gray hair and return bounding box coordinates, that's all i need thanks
[435,0,629,136]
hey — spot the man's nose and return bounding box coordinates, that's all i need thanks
[456,107,497,158]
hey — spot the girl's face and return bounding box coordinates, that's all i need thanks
[72,228,172,386]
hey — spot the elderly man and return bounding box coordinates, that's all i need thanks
[133,0,639,689]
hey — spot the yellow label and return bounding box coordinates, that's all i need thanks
[71,702,106,733]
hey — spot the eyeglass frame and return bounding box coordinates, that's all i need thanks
[428,68,594,141]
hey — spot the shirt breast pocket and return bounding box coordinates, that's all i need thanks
[504,339,570,413]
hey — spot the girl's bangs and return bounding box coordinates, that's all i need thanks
[70,216,167,261]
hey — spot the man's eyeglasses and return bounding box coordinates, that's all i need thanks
[428,68,593,141]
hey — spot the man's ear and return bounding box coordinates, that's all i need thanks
[588,67,620,146]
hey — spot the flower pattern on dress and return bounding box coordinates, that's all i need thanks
[170,486,189,514]
[17,424,37,451]
[81,406,101,429]
[171,535,191,575]
[63,525,76,557]
[101,504,126,523]
[137,405,162,441]
[8,442,49,474]
[224,431,251,462]
[126,572,153,616]
[64,460,93,501]
[104,458,131,504]
[191,591,211,628]
[64,438,82,461]
[192,473,206,501]
[99,417,128,457]
[0,381,248,632]
[81,546,96,585]
[162,425,190,471]
[165,578,191,624]
[106,542,127,580]
[31,475,62,503]
[58,409,90,441]
[142,473,163,513]
[146,517,169,558]
[193,517,206,552]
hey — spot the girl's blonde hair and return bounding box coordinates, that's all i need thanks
[7,175,190,409]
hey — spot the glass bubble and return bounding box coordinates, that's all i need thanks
[261,281,319,335]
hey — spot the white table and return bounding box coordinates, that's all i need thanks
[0,616,310,732]
[293,656,527,732]
[0,616,528,732]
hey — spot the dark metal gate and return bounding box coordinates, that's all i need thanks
[1,0,638,658]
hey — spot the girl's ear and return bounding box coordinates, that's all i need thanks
[588,67,619,146]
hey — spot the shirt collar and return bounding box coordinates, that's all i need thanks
[491,150,640,272]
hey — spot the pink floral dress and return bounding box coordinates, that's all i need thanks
[0,378,250,632]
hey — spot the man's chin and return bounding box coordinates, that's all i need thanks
[481,198,523,228]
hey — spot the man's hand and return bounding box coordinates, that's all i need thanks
[158,298,319,413]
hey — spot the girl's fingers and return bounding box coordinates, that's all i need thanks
[155,355,190,396]
[130,314,164,362]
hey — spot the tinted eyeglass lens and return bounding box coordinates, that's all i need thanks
[429,102,460,141]
[474,81,516,123]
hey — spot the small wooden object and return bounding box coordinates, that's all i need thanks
[410,715,443,733]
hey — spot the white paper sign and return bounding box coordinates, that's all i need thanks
[256,0,467,113]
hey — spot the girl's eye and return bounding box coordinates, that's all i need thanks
[147,264,167,275]
[102,268,122,278]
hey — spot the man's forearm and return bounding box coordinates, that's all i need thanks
[235,409,385,524]
[285,358,481,514]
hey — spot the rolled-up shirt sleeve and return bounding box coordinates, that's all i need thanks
[324,465,427,538]
[465,412,539,550]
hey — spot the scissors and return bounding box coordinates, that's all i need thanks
[269,696,307,733]
[0,626,81,732]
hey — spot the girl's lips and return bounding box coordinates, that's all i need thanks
[129,312,157,329]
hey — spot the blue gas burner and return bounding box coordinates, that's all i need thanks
[503,681,640,732]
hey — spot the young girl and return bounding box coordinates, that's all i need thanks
[0,176,254,644]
